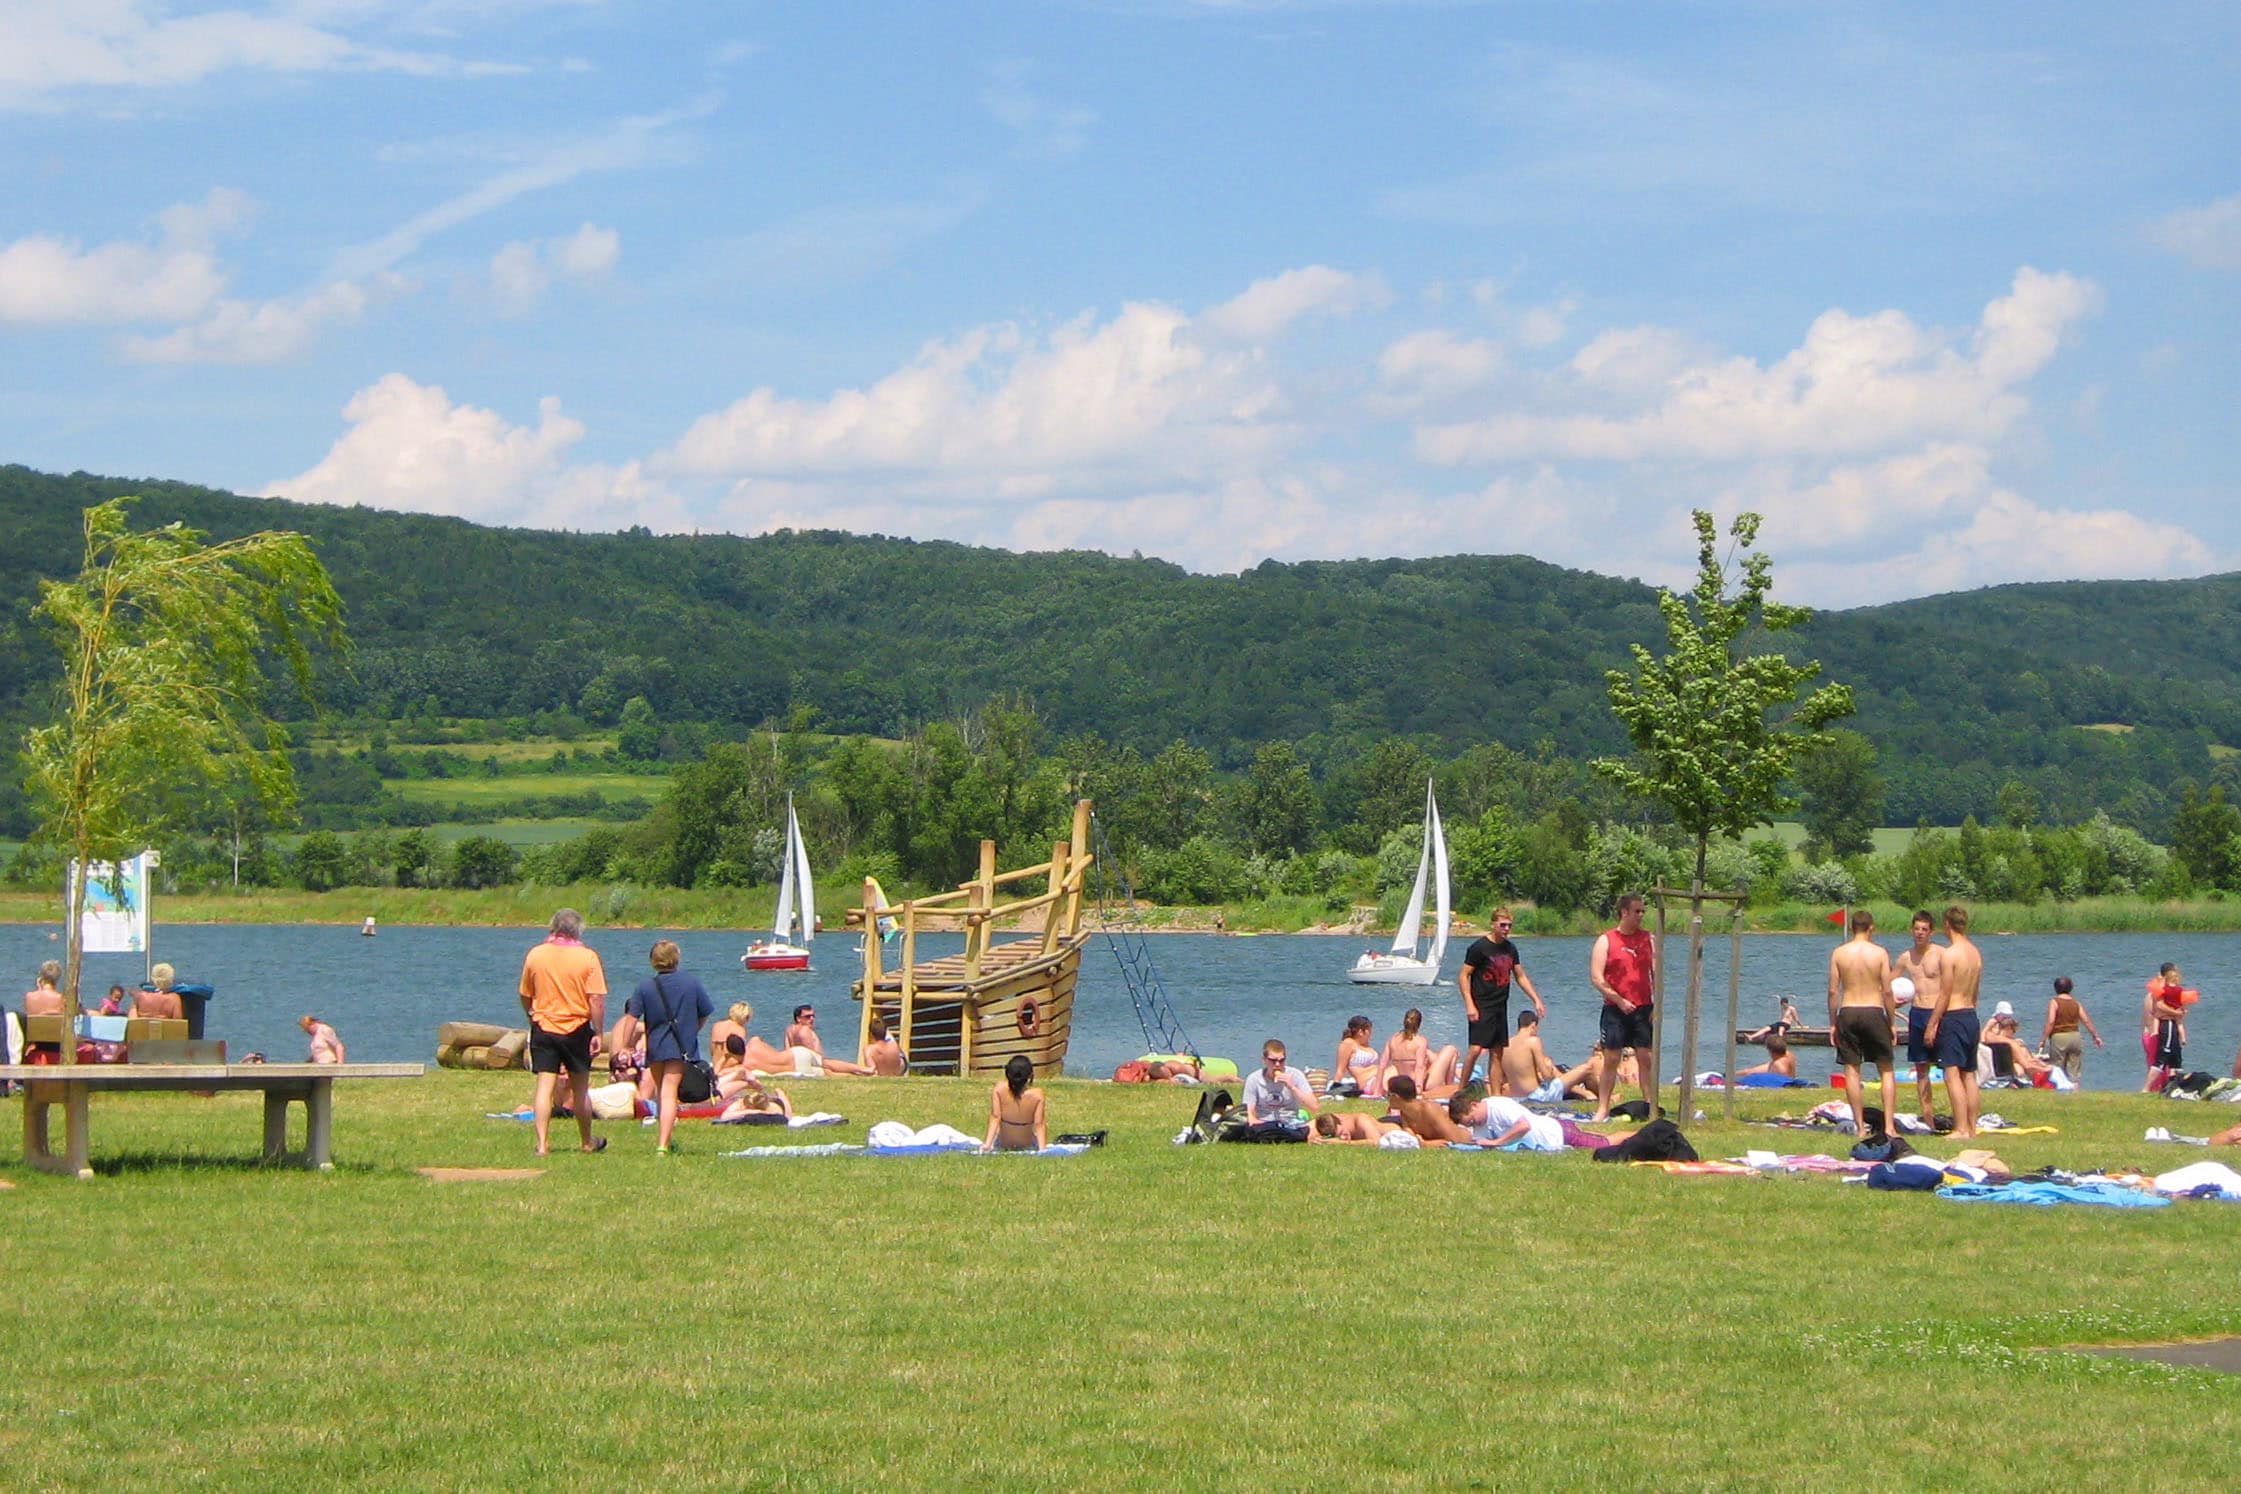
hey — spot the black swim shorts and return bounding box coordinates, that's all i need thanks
[530,1021,595,1075]
[2154,1018,2184,1070]
[1906,1003,1934,1065]
[1834,1007,1896,1068]
[1599,1002,1655,1053]
[1931,1009,1980,1072]
[1468,1002,1508,1052]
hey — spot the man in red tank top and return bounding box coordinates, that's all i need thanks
[1588,892,1658,1122]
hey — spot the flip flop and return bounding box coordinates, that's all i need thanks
[583,1136,608,1153]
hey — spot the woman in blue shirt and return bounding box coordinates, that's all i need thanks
[623,940,714,1154]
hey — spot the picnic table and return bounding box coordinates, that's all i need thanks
[0,1063,424,1180]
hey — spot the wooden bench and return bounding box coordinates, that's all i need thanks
[0,1062,424,1180]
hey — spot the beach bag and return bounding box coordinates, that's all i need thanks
[1609,1099,1652,1123]
[678,1058,718,1105]
[1592,1118,1697,1164]
[1851,1135,1914,1164]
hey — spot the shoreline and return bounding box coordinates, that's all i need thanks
[1,887,2238,936]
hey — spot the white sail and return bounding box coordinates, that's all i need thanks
[1426,785,1450,971]
[772,793,798,942]
[790,797,815,945]
[1391,817,1431,958]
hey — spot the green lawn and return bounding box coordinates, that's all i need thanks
[0,1077,2236,1486]
[386,772,665,807]
[1763,820,1919,855]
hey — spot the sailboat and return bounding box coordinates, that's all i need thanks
[742,795,815,972]
[1347,780,1449,985]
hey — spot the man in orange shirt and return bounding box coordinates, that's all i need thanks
[519,907,609,1156]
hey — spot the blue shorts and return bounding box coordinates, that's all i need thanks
[1932,1009,1981,1072]
[1906,1004,1934,1065]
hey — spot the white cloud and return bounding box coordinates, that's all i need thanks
[2148,193,2241,272]
[0,0,516,108]
[267,372,557,509]
[1376,329,1501,398]
[1417,267,2101,465]
[980,59,1096,161]
[334,98,707,279]
[486,221,618,315]
[0,187,249,325]
[1781,487,2218,607]
[121,273,404,363]
[662,296,1289,483]
[1200,265,1389,343]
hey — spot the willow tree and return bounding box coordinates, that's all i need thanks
[1596,510,1853,1114]
[23,499,346,1049]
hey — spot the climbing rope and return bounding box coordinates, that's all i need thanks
[1089,814,1199,1062]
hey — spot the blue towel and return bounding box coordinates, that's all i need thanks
[1736,1073,1810,1088]
[1937,1181,2170,1208]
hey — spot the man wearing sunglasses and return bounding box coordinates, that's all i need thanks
[1241,1040,1318,1141]
[1459,907,1545,1090]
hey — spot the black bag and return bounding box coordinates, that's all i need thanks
[1592,1117,1698,1163]
[678,1058,718,1104]
[1850,1134,1914,1163]
[1609,1099,1652,1122]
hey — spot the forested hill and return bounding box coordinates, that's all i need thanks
[5,464,2239,826]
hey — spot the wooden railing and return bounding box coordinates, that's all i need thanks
[855,800,1093,1062]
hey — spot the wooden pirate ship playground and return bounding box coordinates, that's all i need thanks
[850,799,1096,1080]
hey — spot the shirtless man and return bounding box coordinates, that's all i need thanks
[300,1014,345,1064]
[23,960,63,1017]
[1922,905,1983,1139]
[863,1018,908,1076]
[1736,1033,1797,1079]
[1500,1011,1604,1103]
[777,1005,875,1076]
[1311,1111,1400,1143]
[132,963,185,1021]
[1385,1074,1468,1144]
[1892,910,1946,1128]
[1828,910,1897,1136]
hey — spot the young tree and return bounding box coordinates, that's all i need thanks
[1597,511,1854,1117]
[24,499,346,1040]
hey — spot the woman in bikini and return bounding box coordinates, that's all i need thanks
[710,1003,751,1078]
[1333,1015,1383,1097]
[983,1055,1047,1152]
[1378,1008,1462,1099]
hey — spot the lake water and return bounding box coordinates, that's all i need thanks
[6,921,2234,1093]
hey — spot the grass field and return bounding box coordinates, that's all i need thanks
[0,1075,2236,1487]
[386,772,666,808]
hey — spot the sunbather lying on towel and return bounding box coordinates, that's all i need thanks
[1311,1111,1401,1142]
[1386,1075,1467,1145]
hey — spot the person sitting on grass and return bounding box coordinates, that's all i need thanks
[1500,1011,1606,1103]
[1243,1040,1318,1140]
[863,1018,909,1076]
[1979,1006,2053,1085]
[1311,1111,1401,1143]
[1379,1009,1462,1099]
[1332,1015,1383,1096]
[710,1002,750,1077]
[1385,1074,1468,1145]
[984,1055,1047,1152]
[1737,1033,1797,1080]
[1449,1086,1610,1150]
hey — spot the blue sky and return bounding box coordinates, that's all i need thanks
[2,1,2236,604]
